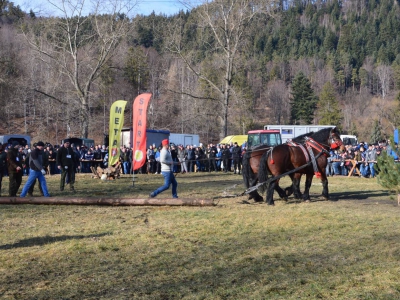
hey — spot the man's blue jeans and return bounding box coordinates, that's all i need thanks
[360,163,369,177]
[123,162,131,174]
[153,171,178,198]
[332,162,341,175]
[20,169,50,197]
[368,162,375,177]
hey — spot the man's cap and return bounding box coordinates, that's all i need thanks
[37,141,45,147]
[162,139,169,146]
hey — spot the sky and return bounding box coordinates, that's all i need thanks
[11,0,195,17]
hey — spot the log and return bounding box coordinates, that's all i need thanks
[95,164,121,180]
[0,197,215,206]
[91,166,100,178]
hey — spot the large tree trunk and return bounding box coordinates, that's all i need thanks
[0,197,215,206]
[81,99,90,138]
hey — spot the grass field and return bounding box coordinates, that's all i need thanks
[1,173,399,299]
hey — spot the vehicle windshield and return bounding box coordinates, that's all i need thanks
[247,134,260,148]
[260,133,281,146]
[247,133,281,148]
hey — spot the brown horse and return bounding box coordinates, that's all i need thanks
[242,132,316,202]
[242,145,280,202]
[258,127,344,205]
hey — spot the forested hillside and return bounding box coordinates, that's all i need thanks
[1,0,399,144]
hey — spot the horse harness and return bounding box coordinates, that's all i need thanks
[286,137,330,179]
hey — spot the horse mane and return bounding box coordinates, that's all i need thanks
[291,132,314,143]
[309,127,335,143]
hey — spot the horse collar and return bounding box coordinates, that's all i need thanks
[305,137,330,156]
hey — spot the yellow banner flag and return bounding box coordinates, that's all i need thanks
[108,100,127,166]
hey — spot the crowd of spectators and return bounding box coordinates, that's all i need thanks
[0,142,111,177]
[0,140,247,181]
[326,140,399,178]
[145,142,246,175]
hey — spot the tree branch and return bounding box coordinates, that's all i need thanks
[34,89,67,105]
[166,88,219,101]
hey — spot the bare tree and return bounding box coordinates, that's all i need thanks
[167,0,277,138]
[376,64,392,99]
[22,0,136,138]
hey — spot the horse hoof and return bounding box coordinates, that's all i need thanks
[279,195,288,201]
[254,195,264,202]
[278,194,287,201]
[284,187,293,197]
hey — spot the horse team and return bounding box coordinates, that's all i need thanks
[242,127,345,205]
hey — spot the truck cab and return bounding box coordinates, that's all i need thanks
[247,130,282,148]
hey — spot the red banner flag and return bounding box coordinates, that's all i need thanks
[132,93,152,170]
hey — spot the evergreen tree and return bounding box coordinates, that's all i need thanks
[290,72,318,124]
[317,82,342,127]
[376,149,400,195]
[124,47,149,93]
[392,62,400,90]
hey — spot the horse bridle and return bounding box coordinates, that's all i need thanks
[328,131,343,150]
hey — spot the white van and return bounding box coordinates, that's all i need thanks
[340,135,358,146]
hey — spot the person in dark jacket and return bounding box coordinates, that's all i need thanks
[170,145,179,173]
[194,146,205,172]
[7,141,23,197]
[82,149,94,173]
[46,147,57,174]
[20,142,50,197]
[221,144,231,173]
[24,143,44,196]
[231,142,242,174]
[57,140,80,192]
[207,143,218,172]
[0,144,7,196]
[187,145,195,172]
[121,147,132,174]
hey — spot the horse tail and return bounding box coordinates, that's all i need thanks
[258,149,271,192]
[241,151,252,188]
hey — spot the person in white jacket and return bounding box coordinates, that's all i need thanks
[149,139,179,198]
